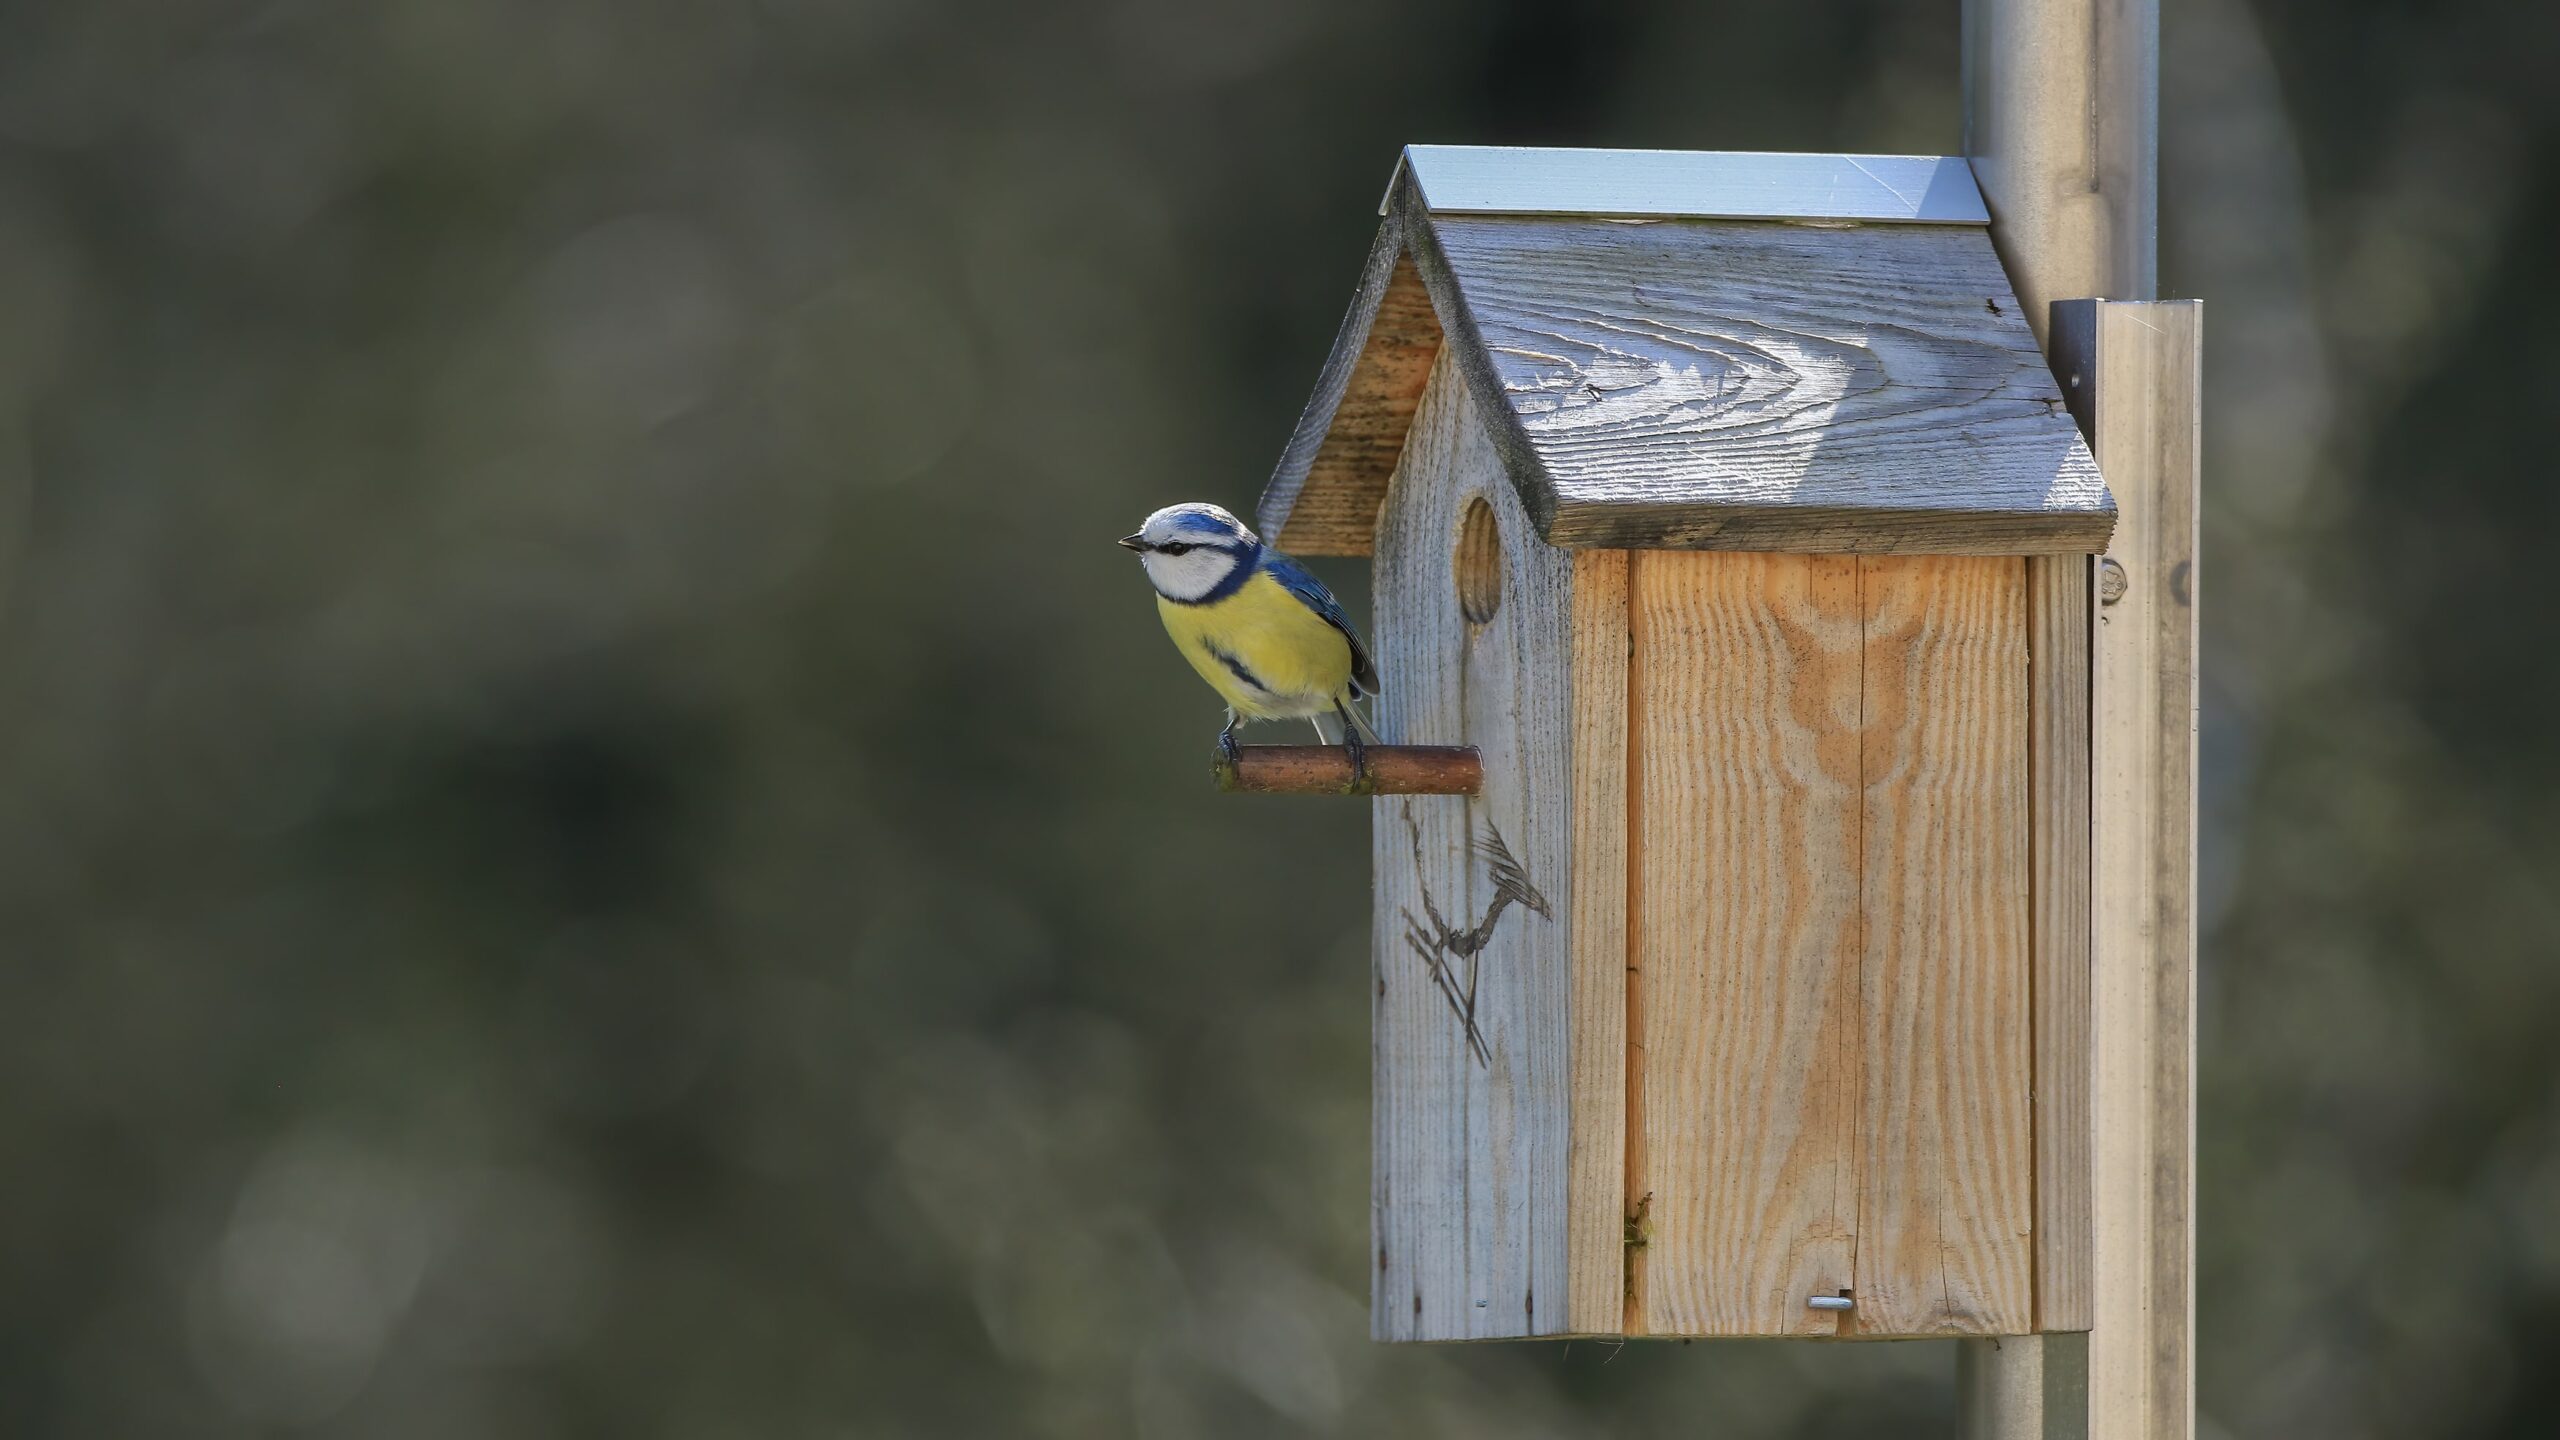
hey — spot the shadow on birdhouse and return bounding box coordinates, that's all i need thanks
[1255,147,2115,1342]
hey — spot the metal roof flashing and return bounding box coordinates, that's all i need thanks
[1380,145,1990,225]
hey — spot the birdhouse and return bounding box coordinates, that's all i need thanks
[1256,148,2112,1342]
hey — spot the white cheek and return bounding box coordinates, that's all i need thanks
[1141,550,1238,601]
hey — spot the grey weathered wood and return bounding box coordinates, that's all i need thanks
[1257,215,1442,556]
[1370,352,1621,1339]
[1253,154,2113,560]
[1397,174,2112,556]
[2049,297,2199,1439]
[1390,146,1990,224]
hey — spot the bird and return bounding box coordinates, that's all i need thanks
[1118,502,1380,776]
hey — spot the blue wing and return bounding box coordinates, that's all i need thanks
[1258,550,1380,698]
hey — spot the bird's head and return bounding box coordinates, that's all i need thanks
[1118,503,1260,602]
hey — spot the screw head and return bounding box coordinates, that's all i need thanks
[2098,557,2130,606]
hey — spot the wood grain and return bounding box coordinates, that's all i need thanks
[1850,556,2034,1336]
[1370,349,1471,1340]
[2029,552,2094,1331]
[1624,553,2036,1339]
[1629,550,1863,1337]
[1395,176,2113,556]
[2052,299,2200,1438]
[1623,553,1650,1335]
[1214,744,1481,795]
[1256,164,2118,560]
[1369,352,1620,1339]
[1259,216,1443,557]
[1565,548,1630,1333]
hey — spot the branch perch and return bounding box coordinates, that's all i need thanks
[1213,745,1482,796]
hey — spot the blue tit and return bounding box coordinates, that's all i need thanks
[1118,502,1381,772]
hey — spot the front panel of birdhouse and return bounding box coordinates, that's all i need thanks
[1368,353,2046,1342]
[1621,547,2032,1338]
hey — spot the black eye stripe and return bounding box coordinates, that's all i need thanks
[1149,537,1249,558]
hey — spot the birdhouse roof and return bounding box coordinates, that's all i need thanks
[1255,146,2114,556]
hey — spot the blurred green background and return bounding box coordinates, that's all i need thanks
[2,1,2556,1435]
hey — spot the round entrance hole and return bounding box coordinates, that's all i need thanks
[1455,496,1503,626]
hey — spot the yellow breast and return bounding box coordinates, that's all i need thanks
[1158,570,1355,720]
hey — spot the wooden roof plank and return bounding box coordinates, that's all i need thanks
[1432,211,2111,554]
[1255,151,2115,558]
[1257,213,1443,556]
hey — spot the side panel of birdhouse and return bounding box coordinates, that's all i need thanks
[1625,552,2034,1338]
[1370,352,1628,1340]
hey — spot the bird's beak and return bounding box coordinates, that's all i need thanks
[1116,534,1148,551]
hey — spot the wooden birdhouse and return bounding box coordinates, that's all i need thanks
[1256,148,2113,1342]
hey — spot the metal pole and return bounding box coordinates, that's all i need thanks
[1961,0,2158,325]
[1960,3,2183,1439]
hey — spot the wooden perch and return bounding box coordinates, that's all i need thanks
[1214,745,1482,796]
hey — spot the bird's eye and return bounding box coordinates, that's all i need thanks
[1159,542,1193,556]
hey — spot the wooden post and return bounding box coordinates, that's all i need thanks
[1962,2,2194,1437]
[2053,298,2202,1440]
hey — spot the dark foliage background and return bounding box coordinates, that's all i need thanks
[2,1,2555,1435]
